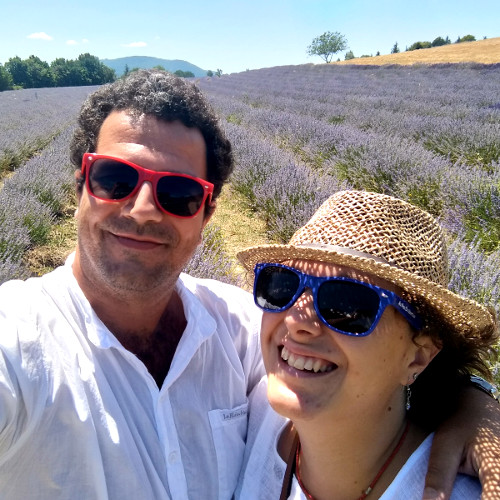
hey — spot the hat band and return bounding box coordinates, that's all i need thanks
[294,243,393,266]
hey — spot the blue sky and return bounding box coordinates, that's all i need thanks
[1,0,499,74]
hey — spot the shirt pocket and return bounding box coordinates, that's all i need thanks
[208,402,248,500]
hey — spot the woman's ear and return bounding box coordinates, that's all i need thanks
[404,334,442,385]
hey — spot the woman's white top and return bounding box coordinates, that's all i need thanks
[235,378,480,499]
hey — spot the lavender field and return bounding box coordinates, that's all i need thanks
[0,64,499,327]
[197,63,500,316]
[0,86,98,281]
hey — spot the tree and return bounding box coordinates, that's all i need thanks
[174,69,195,78]
[307,32,348,63]
[26,55,54,88]
[215,69,223,77]
[0,64,13,91]
[5,56,31,88]
[432,36,449,47]
[391,42,400,54]
[407,41,432,51]
[456,34,476,43]
[344,50,355,60]
[77,53,115,85]
[51,58,85,87]
[6,55,54,88]
[206,70,214,77]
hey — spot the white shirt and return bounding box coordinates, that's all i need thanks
[0,255,264,500]
[236,378,481,499]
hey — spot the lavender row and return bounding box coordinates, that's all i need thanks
[199,64,500,176]
[0,127,76,282]
[0,86,98,173]
[224,122,347,241]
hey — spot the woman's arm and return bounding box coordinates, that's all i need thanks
[423,385,500,499]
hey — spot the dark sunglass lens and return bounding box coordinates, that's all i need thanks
[318,281,380,334]
[255,266,300,310]
[89,160,138,200]
[157,176,205,216]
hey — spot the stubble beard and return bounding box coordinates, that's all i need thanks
[78,216,198,296]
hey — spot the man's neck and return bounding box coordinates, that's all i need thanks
[115,291,187,388]
[74,262,187,387]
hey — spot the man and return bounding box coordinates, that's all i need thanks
[0,70,498,499]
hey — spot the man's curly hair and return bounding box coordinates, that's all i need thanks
[70,69,233,200]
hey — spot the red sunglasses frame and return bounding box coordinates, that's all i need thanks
[81,153,214,218]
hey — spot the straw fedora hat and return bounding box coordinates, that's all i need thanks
[237,190,495,336]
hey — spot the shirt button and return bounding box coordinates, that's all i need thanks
[168,451,179,464]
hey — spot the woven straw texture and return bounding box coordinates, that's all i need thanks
[237,190,495,337]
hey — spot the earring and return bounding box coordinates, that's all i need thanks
[405,373,418,411]
[405,385,411,411]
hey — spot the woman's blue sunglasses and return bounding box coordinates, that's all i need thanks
[254,263,422,336]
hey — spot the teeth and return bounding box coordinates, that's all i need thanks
[280,346,334,374]
[293,357,305,370]
[304,358,314,371]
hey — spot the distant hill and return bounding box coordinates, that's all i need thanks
[100,56,207,77]
[334,36,500,66]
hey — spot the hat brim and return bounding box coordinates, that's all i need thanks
[237,243,495,337]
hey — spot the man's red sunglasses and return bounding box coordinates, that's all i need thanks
[81,153,214,218]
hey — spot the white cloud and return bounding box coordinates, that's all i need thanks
[27,32,53,41]
[122,41,147,48]
[65,39,88,46]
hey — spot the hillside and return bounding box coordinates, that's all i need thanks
[334,36,500,65]
[101,56,207,77]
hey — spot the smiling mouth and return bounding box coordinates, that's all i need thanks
[280,346,337,373]
[112,234,164,249]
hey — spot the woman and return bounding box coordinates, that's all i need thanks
[235,190,498,499]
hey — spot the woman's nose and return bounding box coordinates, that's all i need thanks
[283,289,323,338]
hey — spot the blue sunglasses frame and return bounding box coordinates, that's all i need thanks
[254,263,422,336]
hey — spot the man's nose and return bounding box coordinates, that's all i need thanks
[125,181,164,223]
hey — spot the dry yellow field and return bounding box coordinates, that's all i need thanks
[334,36,500,66]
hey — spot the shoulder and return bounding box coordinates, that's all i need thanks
[0,262,80,359]
[179,273,261,329]
[0,263,72,320]
[0,276,44,321]
[180,273,255,307]
[177,274,264,376]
